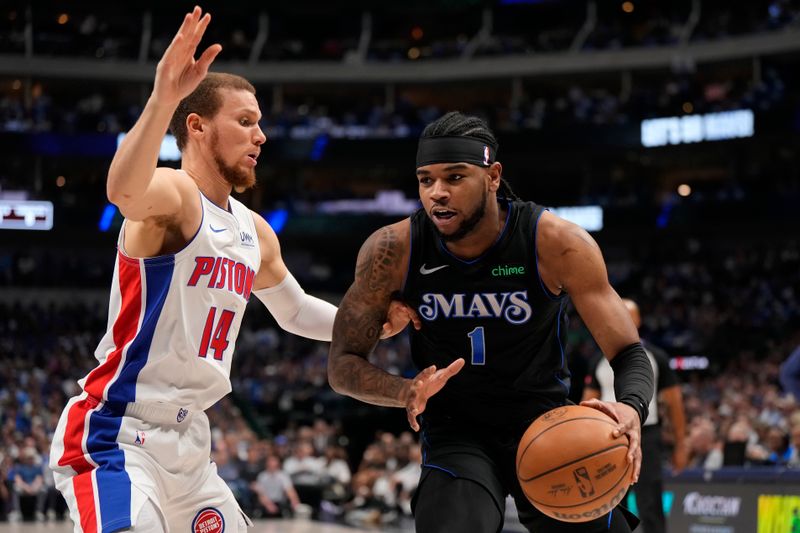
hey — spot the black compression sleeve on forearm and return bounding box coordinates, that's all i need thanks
[609,342,654,426]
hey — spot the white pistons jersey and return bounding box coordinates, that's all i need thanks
[50,190,260,533]
[80,192,261,412]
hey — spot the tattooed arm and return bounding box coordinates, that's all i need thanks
[328,220,412,406]
[329,219,465,431]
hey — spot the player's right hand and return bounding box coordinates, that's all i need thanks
[580,398,643,483]
[153,6,222,107]
[405,358,465,432]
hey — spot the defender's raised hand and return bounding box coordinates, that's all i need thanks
[153,6,222,106]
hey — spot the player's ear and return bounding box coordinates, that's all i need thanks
[186,113,205,140]
[487,162,502,192]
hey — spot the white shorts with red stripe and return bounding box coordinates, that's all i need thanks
[49,392,251,533]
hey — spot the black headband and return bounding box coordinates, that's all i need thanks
[416,136,497,168]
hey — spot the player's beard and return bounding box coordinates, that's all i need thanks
[211,132,256,190]
[435,188,488,243]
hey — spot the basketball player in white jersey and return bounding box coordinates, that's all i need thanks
[48,7,414,533]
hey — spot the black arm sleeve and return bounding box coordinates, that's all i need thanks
[609,342,655,426]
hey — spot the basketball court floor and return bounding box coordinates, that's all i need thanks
[0,497,527,532]
[0,515,529,532]
[0,519,403,533]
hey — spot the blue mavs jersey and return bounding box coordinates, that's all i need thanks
[402,199,570,430]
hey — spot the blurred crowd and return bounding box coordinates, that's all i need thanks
[0,235,799,523]
[0,65,788,137]
[679,343,800,470]
[568,237,800,471]
[205,402,421,528]
[1,0,797,138]
[2,2,799,61]
[0,0,799,528]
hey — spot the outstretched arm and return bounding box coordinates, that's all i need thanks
[250,212,336,341]
[107,7,220,221]
[250,214,416,341]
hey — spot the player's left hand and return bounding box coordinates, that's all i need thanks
[381,300,421,339]
[153,6,222,108]
[406,358,465,432]
[580,398,642,484]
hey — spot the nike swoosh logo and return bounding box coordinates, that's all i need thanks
[210,225,227,233]
[420,264,449,275]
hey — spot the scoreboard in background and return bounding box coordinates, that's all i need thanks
[0,200,54,231]
[641,110,754,148]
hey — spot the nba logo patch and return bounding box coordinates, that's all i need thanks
[192,507,225,533]
[177,408,189,423]
[134,430,146,446]
[483,145,490,165]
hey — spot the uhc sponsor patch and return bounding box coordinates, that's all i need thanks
[192,507,225,533]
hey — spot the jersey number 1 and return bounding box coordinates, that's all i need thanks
[199,307,235,360]
[468,326,486,365]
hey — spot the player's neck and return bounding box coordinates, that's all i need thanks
[442,203,507,260]
[181,158,232,211]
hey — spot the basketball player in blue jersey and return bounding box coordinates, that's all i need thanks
[49,7,412,533]
[328,111,655,532]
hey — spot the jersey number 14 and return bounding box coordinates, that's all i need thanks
[199,307,235,360]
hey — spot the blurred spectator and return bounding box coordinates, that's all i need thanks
[391,443,421,516]
[686,418,723,470]
[345,441,394,527]
[40,453,66,521]
[723,419,757,466]
[11,447,44,522]
[212,446,247,510]
[789,424,800,467]
[764,427,793,465]
[284,441,326,514]
[781,342,800,400]
[284,441,325,485]
[251,455,300,519]
[321,445,352,506]
[0,452,10,521]
[322,446,351,486]
[238,444,267,513]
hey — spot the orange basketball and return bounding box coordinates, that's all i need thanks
[516,405,632,523]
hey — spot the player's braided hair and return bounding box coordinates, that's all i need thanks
[421,111,520,200]
[497,177,520,201]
